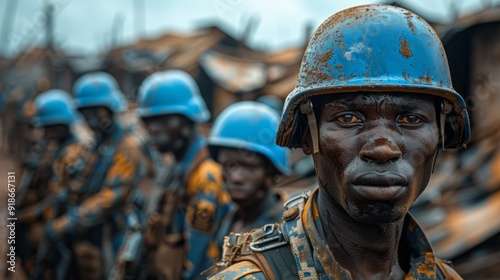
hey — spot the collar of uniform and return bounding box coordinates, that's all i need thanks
[302,187,351,279]
[303,187,439,279]
[91,121,124,152]
[401,213,439,279]
[222,191,288,239]
[55,136,78,155]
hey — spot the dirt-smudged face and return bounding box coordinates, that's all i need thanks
[217,148,269,208]
[141,114,193,155]
[305,93,439,224]
[43,124,71,143]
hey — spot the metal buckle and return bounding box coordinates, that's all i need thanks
[262,223,275,234]
[228,233,243,246]
[249,224,288,252]
[283,191,310,209]
[300,100,314,115]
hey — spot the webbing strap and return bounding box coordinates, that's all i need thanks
[440,100,453,150]
[86,126,124,194]
[284,200,318,280]
[258,243,299,280]
[300,99,319,154]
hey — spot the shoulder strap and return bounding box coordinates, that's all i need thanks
[84,127,124,194]
[248,191,315,280]
[207,260,264,280]
[279,192,318,280]
[250,223,298,280]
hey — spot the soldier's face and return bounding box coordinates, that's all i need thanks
[43,124,71,142]
[308,93,439,224]
[218,148,269,207]
[79,107,114,133]
[142,114,193,153]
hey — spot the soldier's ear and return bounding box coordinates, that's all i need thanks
[301,127,312,155]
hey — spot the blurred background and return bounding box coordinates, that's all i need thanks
[0,0,499,278]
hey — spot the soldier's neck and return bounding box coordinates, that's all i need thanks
[173,131,197,162]
[50,135,71,146]
[99,131,114,146]
[235,190,275,230]
[95,123,117,146]
[316,188,407,280]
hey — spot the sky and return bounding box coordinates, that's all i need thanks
[1,0,498,57]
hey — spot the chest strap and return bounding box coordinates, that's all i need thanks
[280,192,318,280]
[203,191,313,280]
[248,191,316,280]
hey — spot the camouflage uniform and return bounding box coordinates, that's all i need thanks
[207,188,463,280]
[212,191,288,257]
[40,124,149,279]
[17,137,86,273]
[136,70,231,279]
[145,136,230,279]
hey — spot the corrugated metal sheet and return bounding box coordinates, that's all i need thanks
[200,50,266,93]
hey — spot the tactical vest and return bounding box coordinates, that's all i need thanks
[204,191,463,280]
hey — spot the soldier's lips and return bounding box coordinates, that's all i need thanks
[227,186,249,199]
[351,171,408,201]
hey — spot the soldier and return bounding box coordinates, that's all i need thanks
[38,72,148,280]
[207,5,469,279]
[205,101,290,265]
[15,90,85,276]
[137,70,230,279]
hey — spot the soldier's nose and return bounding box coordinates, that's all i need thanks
[360,138,402,163]
[227,167,245,185]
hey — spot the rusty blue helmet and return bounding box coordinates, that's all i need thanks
[276,4,470,150]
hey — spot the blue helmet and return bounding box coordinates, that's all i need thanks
[209,101,290,175]
[137,70,210,122]
[32,89,78,127]
[73,72,125,113]
[112,90,128,113]
[276,4,470,150]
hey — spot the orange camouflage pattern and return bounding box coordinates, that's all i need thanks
[48,131,148,237]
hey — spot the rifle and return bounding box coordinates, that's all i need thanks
[146,163,185,244]
[109,163,184,280]
[108,191,146,280]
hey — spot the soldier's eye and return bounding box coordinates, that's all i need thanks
[398,115,422,124]
[223,162,239,172]
[336,114,362,123]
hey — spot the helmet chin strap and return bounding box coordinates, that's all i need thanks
[300,99,320,154]
[300,99,322,190]
[440,100,453,150]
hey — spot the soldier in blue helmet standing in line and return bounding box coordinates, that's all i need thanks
[15,90,87,277]
[202,101,290,274]
[38,72,149,280]
[137,70,230,279]
[207,4,469,279]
